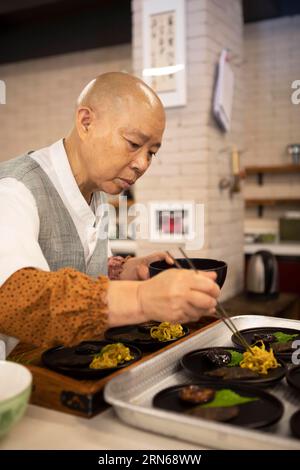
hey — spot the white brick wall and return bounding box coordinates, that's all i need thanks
[244,16,300,224]
[132,0,245,300]
[0,45,132,161]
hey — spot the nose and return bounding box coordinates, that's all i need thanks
[130,150,151,175]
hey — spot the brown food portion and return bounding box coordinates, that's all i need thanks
[187,405,239,422]
[271,341,294,353]
[205,366,260,380]
[179,385,215,405]
[204,349,231,367]
[252,333,276,345]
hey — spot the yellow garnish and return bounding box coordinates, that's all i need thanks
[150,321,184,342]
[240,341,280,375]
[89,343,133,369]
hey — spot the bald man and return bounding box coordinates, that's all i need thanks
[0,72,219,349]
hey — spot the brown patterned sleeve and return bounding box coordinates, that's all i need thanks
[0,267,109,348]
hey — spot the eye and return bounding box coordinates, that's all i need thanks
[148,151,156,159]
[127,140,140,150]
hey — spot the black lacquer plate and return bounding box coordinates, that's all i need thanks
[231,327,300,362]
[180,346,286,387]
[290,409,300,439]
[105,323,189,352]
[42,340,142,379]
[286,365,300,393]
[153,381,284,429]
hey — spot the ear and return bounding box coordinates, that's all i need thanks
[76,106,94,139]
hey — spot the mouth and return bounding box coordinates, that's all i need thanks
[116,177,135,189]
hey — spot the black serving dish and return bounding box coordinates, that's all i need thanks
[153,381,284,429]
[290,409,300,439]
[149,258,227,288]
[42,340,142,380]
[105,324,189,352]
[231,327,300,362]
[180,346,286,387]
[286,365,300,393]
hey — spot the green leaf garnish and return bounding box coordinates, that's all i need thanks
[273,332,299,343]
[226,350,244,367]
[201,389,258,408]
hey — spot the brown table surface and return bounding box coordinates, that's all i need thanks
[222,292,300,320]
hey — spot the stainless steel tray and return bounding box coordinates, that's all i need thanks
[104,315,300,450]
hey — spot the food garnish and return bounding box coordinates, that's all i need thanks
[150,322,184,342]
[89,343,133,369]
[240,341,280,375]
[201,389,258,408]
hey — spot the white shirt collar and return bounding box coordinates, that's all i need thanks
[49,139,96,226]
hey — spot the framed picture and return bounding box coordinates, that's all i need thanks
[149,201,195,243]
[142,0,186,108]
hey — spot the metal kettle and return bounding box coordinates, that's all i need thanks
[246,250,279,300]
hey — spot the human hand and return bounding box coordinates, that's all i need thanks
[119,252,174,281]
[137,268,220,324]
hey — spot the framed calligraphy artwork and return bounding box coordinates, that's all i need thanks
[143,0,186,107]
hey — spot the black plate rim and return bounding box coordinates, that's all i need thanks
[153,381,284,429]
[231,326,300,359]
[180,346,286,386]
[290,409,300,439]
[41,340,142,378]
[104,324,189,347]
[286,365,300,392]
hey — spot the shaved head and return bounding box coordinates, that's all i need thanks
[77,72,164,116]
[65,72,166,200]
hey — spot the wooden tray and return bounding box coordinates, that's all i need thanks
[7,321,210,418]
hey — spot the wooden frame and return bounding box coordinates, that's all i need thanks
[142,0,186,108]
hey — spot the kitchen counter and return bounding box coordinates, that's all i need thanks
[244,242,300,257]
[0,404,203,450]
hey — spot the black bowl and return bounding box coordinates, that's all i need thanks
[149,258,227,288]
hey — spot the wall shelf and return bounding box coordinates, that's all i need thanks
[246,198,300,207]
[246,198,300,217]
[246,164,300,186]
[245,165,300,217]
[246,164,300,175]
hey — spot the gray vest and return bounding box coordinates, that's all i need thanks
[0,153,108,277]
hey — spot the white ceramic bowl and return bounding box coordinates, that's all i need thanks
[0,361,32,438]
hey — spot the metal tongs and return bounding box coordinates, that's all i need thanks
[166,248,253,354]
